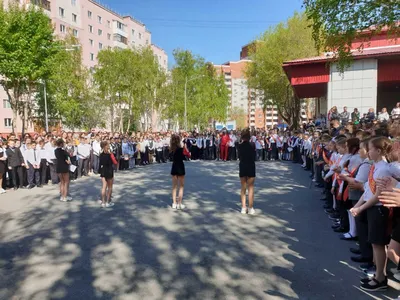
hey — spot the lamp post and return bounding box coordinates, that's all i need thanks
[184,74,205,131]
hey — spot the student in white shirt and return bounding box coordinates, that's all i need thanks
[77,137,91,177]
[25,141,41,188]
[92,135,101,174]
[45,138,59,184]
[351,136,393,291]
[229,131,237,161]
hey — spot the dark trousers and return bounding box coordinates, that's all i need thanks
[49,161,59,184]
[11,166,24,188]
[70,156,78,180]
[356,208,373,259]
[271,143,278,160]
[40,159,48,184]
[264,149,271,161]
[93,155,99,174]
[156,150,164,163]
[27,163,40,186]
[78,158,89,177]
[228,147,236,161]
[324,178,333,208]
[293,146,299,162]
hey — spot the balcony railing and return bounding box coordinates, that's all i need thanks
[31,0,51,11]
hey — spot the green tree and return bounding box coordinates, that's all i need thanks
[161,49,229,130]
[230,107,247,129]
[0,1,60,134]
[304,0,400,71]
[246,12,318,129]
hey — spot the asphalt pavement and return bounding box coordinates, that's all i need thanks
[1,160,399,300]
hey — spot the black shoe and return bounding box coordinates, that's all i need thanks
[333,227,347,233]
[325,209,334,214]
[360,277,387,291]
[13,187,18,191]
[350,248,361,255]
[28,185,34,189]
[332,224,341,229]
[352,256,373,264]
[20,186,26,189]
[37,185,42,188]
[329,212,340,219]
[340,234,357,241]
[360,275,375,284]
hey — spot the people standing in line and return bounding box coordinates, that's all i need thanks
[238,129,256,215]
[99,141,118,208]
[220,131,230,162]
[170,134,189,210]
[54,138,72,202]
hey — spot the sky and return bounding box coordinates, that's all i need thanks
[100,0,304,67]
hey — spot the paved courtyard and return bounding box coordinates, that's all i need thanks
[1,161,399,300]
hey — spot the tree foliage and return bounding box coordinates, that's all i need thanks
[245,12,318,129]
[230,107,247,129]
[159,49,230,130]
[304,0,400,71]
[0,1,60,133]
[94,47,165,132]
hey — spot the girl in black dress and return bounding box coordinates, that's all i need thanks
[170,134,189,210]
[54,139,72,202]
[239,129,256,215]
[99,141,118,208]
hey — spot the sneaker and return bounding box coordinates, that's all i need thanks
[179,203,186,210]
[360,277,388,291]
[360,275,375,284]
[66,196,73,202]
[364,266,377,278]
[0,188,5,194]
[248,208,256,215]
[172,203,177,209]
[106,202,115,208]
[241,207,247,214]
[60,197,67,202]
[101,203,106,208]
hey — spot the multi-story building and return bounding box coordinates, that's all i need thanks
[214,44,281,129]
[0,0,168,134]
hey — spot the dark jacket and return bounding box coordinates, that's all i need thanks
[6,147,24,167]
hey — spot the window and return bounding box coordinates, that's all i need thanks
[60,24,66,33]
[59,7,64,17]
[88,11,92,18]
[89,25,93,33]
[89,39,93,46]
[138,33,142,39]
[117,21,124,30]
[4,118,12,128]
[131,29,135,36]
[113,34,128,45]
[98,29,102,36]
[73,29,78,37]
[98,16,102,24]
[146,39,149,45]
[107,20,111,28]
[90,53,94,61]
[71,0,76,6]
[72,13,77,23]
[3,99,11,109]
[107,33,111,40]
[99,43,103,50]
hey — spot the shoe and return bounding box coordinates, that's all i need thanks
[360,275,375,284]
[0,188,6,194]
[329,214,340,220]
[28,185,34,189]
[101,202,106,208]
[20,186,26,189]
[178,203,185,210]
[13,187,18,191]
[332,224,341,229]
[360,277,388,291]
[248,208,255,215]
[66,196,72,202]
[241,207,247,214]
[333,227,347,233]
[323,204,330,209]
[340,233,357,241]
[353,256,373,264]
[172,203,177,209]
[350,248,361,255]
[60,197,67,202]
[325,209,334,214]
[390,268,400,281]
[37,185,42,188]
[364,266,376,277]
[106,202,115,208]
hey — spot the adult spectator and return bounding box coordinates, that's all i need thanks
[328,106,339,121]
[330,117,343,137]
[366,108,375,122]
[351,108,360,124]
[377,107,390,122]
[392,102,400,120]
[340,106,350,125]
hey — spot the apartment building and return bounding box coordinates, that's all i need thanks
[0,0,168,133]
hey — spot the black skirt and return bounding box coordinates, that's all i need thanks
[171,162,185,176]
[239,162,256,178]
[100,166,114,179]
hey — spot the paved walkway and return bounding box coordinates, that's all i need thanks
[0,160,399,299]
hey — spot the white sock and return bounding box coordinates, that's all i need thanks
[348,210,357,237]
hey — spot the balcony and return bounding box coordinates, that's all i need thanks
[113,34,128,45]
[31,0,51,11]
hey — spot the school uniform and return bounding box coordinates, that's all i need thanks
[38,146,48,185]
[77,143,91,177]
[92,140,101,174]
[228,134,237,161]
[6,146,25,188]
[24,148,41,187]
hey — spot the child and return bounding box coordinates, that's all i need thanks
[6,139,25,190]
[239,129,256,215]
[55,139,72,202]
[170,134,189,209]
[25,141,41,189]
[99,141,118,208]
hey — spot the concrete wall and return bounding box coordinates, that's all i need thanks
[328,59,378,115]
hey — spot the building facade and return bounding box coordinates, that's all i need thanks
[283,31,400,117]
[0,0,168,134]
